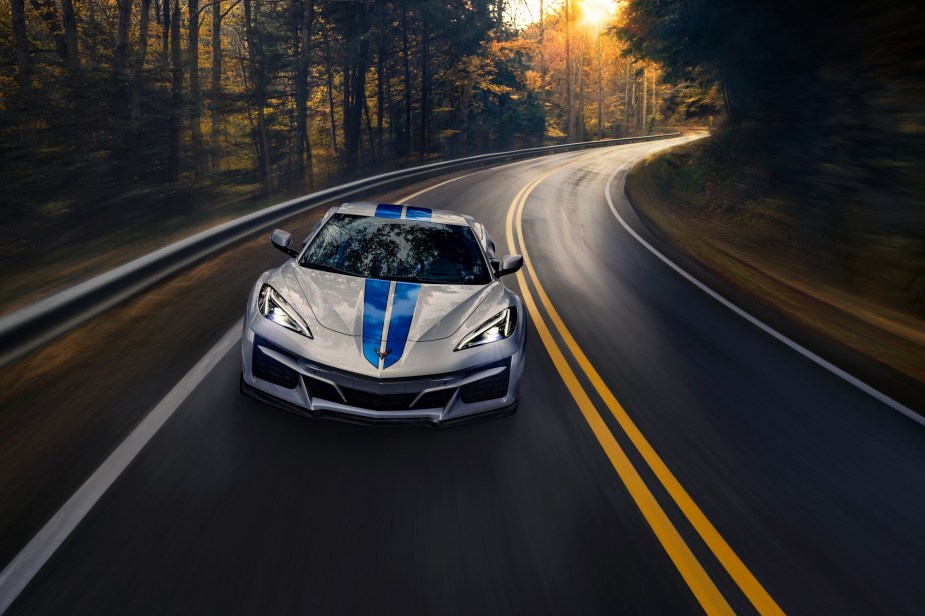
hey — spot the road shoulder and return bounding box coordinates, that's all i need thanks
[618,143,925,418]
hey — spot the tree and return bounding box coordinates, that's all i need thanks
[292,0,314,187]
[189,0,203,175]
[167,0,183,181]
[242,0,272,192]
[61,0,79,67]
[210,0,224,176]
[129,0,153,176]
[11,0,34,120]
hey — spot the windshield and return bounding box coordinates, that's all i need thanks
[300,214,491,285]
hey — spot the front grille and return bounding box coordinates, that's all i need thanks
[257,341,513,411]
[306,375,455,411]
[253,341,299,389]
[460,359,510,403]
[341,388,419,411]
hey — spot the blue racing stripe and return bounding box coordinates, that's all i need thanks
[375,203,403,219]
[404,206,432,221]
[362,278,391,368]
[383,282,420,369]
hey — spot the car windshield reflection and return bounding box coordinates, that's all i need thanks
[300,214,491,285]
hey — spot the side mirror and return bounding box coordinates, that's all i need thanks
[271,229,299,257]
[496,254,523,277]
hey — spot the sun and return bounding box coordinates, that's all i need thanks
[579,0,617,30]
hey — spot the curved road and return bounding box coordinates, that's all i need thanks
[6,139,925,614]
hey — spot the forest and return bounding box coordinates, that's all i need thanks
[7,0,920,314]
[620,0,924,310]
[0,0,715,282]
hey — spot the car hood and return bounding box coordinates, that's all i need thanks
[258,261,516,376]
[289,263,496,342]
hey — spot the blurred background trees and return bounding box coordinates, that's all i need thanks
[0,0,710,282]
[618,0,925,310]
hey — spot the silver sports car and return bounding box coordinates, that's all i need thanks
[241,201,526,426]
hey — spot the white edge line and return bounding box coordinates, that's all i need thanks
[399,173,471,202]
[0,320,244,614]
[604,153,924,427]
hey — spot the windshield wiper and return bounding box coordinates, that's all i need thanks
[388,274,453,284]
[304,263,462,284]
[302,262,360,278]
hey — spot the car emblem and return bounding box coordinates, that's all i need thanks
[375,348,392,360]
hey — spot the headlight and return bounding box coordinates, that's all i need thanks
[455,307,516,351]
[258,284,312,338]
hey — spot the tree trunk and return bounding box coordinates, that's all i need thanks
[129,0,152,177]
[375,1,385,160]
[323,25,338,153]
[386,62,394,148]
[167,0,183,182]
[650,71,657,131]
[243,0,271,193]
[60,0,79,67]
[363,95,376,164]
[342,49,350,162]
[596,31,602,140]
[114,0,133,75]
[564,0,574,141]
[577,36,584,141]
[85,0,98,66]
[401,2,412,157]
[419,12,428,158]
[162,0,170,60]
[624,61,630,136]
[11,0,33,110]
[342,3,370,169]
[538,0,545,144]
[293,0,314,189]
[11,0,34,142]
[188,0,202,176]
[113,0,134,168]
[630,71,636,133]
[210,0,222,177]
[641,67,647,131]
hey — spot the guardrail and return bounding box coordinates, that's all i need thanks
[0,133,680,367]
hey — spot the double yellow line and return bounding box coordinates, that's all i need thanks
[505,156,784,616]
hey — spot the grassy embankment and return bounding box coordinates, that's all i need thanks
[627,136,925,394]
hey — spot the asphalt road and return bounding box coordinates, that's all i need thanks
[6,139,925,614]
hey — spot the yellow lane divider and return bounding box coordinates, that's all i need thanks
[507,156,784,616]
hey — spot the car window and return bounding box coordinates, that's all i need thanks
[300,214,491,285]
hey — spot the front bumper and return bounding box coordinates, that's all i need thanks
[241,332,525,426]
[241,375,518,428]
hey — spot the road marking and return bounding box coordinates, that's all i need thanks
[603,158,924,427]
[508,150,785,615]
[400,174,471,202]
[0,321,243,615]
[360,141,777,612]
[504,156,737,615]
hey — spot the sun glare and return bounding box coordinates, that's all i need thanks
[511,0,618,31]
[579,0,617,30]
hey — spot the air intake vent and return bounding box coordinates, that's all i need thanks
[253,342,299,389]
[460,363,510,403]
